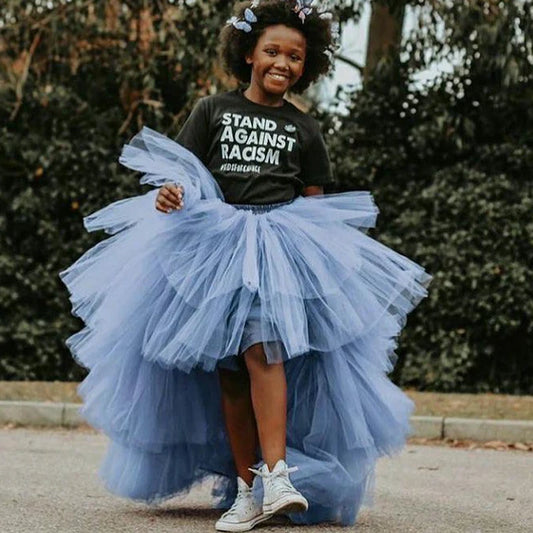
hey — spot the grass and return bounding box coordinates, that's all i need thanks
[405,390,533,421]
[0,382,532,421]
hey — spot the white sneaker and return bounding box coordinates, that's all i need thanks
[215,477,270,532]
[249,459,309,516]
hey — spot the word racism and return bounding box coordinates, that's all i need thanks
[220,112,297,167]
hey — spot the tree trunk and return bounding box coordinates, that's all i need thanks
[364,2,406,81]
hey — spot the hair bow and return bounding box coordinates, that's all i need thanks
[226,7,257,33]
[293,0,314,23]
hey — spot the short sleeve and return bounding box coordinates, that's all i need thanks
[175,98,210,164]
[300,119,335,187]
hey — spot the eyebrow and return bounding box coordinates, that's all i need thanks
[262,42,305,52]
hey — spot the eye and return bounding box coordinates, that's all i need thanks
[265,48,277,56]
[291,54,302,62]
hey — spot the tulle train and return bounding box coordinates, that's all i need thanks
[60,127,431,526]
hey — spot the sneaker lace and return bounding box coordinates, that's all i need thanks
[249,465,299,495]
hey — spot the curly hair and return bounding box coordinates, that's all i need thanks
[218,0,337,94]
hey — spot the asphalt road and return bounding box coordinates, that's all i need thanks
[1,428,531,533]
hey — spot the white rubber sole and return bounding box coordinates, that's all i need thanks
[263,493,309,516]
[215,511,271,532]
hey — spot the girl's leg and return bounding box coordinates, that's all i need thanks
[243,343,287,470]
[218,365,259,486]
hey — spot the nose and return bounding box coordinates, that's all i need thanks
[274,55,290,71]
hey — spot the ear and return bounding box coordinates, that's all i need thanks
[245,54,253,65]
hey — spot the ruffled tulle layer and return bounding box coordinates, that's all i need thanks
[59,127,431,526]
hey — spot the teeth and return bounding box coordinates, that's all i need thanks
[270,73,287,80]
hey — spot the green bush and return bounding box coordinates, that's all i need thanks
[325,1,533,392]
[0,0,232,379]
[1,1,532,392]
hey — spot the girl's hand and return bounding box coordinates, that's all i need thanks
[303,185,324,197]
[155,183,184,213]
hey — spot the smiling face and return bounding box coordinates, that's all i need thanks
[245,24,307,106]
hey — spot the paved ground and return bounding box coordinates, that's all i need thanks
[1,428,532,533]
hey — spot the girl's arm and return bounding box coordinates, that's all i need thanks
[156,98,210,213]
[300,119,334,195]
[303,185,324,197]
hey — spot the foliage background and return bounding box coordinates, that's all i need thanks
[1,0,532,392]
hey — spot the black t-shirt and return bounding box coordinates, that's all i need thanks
[176,89,334,205]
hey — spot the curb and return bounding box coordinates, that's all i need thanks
[409,415,533,442]
[1,401,532,443]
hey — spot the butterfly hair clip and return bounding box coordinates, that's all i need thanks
[293,0,314,23]
[226,7,258,33]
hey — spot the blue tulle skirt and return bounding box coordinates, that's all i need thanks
[59,127,431,526]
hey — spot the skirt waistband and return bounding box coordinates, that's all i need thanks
[230,199,295,214]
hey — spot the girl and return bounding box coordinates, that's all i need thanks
[60,1,431,531]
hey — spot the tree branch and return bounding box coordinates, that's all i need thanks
[9,31,42,122]
[335,53,364,73]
